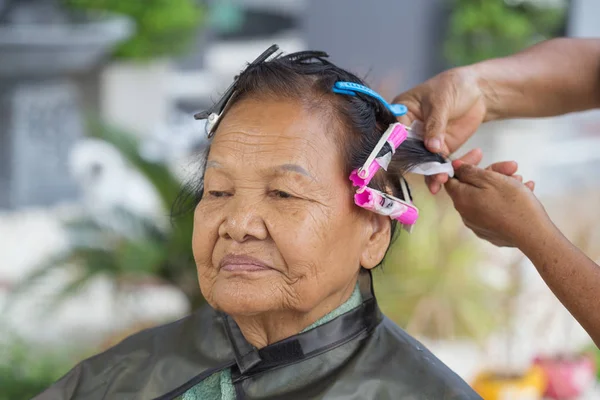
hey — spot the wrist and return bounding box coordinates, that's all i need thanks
[515,217,561,259]
[469,55,526,123]
[467,61,501,123]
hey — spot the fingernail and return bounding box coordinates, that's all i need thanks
[427,138,441,152]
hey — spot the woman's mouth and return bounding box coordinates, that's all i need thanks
[220,254,273,272]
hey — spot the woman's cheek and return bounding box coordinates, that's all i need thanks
[269,205,331,263]
[192,206,221,268]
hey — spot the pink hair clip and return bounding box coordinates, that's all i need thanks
[354,184,419,226]
[349,123,419,231]
[349,123,408,187]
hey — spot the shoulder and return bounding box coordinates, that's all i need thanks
[33,306,232,400]
[333,316,482,399]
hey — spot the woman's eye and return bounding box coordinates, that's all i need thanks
[208,191,231,198]
[271,190,293,199]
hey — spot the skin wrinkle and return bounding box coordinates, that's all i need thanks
[192,97,391,348]
[238,90,358,176]
[207,165,333,209]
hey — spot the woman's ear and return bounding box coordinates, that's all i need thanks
[359,213,392,270]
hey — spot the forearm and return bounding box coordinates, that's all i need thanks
[519,223,600,347]
[469,38,600,122]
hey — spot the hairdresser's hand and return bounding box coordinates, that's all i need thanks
[445,160,552,248]
[394,67,487,194]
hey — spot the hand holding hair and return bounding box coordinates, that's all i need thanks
[395,37,600,195]
[445,160,539,248]
[394,70,486,194]
[446,160,600,348]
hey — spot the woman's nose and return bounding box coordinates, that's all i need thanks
[218,196,269,242]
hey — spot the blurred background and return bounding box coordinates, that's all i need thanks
[1,0,600,399]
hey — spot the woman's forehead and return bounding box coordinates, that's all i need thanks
[208,98,342,174]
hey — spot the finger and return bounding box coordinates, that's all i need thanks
[452,162,490,188]
[446,179,483,220]
[525,181,535,191]
[452,159,465,169]
[423,104,450,153]
[444,175,478,198]
[425,174,447,194]
[425,175,443,195]
[425,175,433,187]
[444,176,462,198]
[433,148,482,188]
[430,180,442,194]
[485,161,518,176]
[449,149,483,185]
[398,114,412,126]
[456,148,483,166]
[393,94,418,126]
[433,173,449,185]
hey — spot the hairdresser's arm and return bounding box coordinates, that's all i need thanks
[475,37,600,121]
[394,38,600,193]
[446,161,600,347]
[520,219,600,348]
[397,38,600,149]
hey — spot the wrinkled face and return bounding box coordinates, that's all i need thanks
[192,97,390,316]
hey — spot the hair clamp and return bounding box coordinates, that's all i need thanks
[354,184,419,227]
[349,123,408,187]
[194,44,281,138]
[333,81,408,117]
[333,81,418,230]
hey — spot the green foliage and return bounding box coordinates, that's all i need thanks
[63,0,204,60]
[588,345,600,380]
[374,183,504,341]
[0,339,77,400]
[444,0,567,66]
[10,121,204,311]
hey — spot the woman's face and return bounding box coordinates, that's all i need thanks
[193,97,390,317]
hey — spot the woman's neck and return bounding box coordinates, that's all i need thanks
[232,283,359,349]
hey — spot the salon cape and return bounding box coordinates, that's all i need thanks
[34,271,481,400]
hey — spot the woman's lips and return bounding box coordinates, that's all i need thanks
[220,254,273,272]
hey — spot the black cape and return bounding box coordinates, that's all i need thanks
[34,271,482,399]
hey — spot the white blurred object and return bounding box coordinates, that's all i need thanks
[101,60,172,138]
[169,69,219,103]
[0,264,190,346]
[140,110,209,163]
[204,33,305,80]
[69,138,164,224]
[419,338,483,383]
[0,206,71,281]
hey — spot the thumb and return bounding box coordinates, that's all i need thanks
[423,103,449,153]
[485,161,518,176]
[444,174,478,206]
[444,175,463,198]
[452,160,489,188]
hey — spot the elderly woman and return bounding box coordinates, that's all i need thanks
[36,46,481,399]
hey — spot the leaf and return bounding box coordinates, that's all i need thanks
[62,0,205,60]
[444,0,567,66]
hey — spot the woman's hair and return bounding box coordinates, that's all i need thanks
[174,50,445,243]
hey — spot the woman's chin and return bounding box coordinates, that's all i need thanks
[208,278,282,316]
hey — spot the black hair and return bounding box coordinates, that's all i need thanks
[174,48,446,247]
